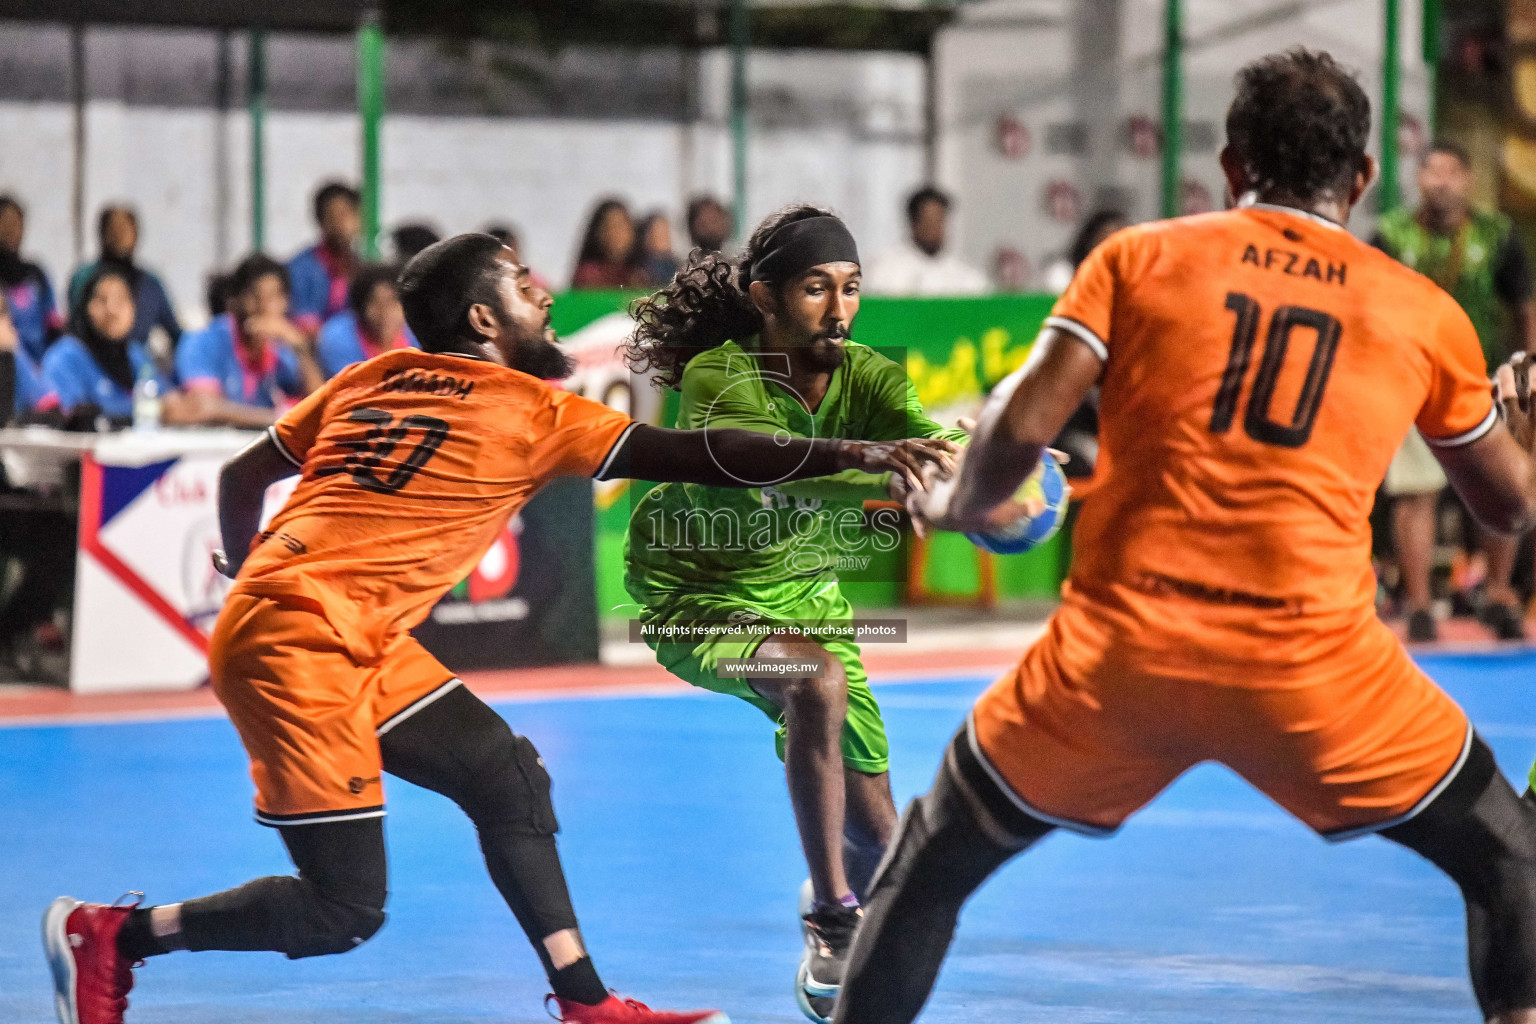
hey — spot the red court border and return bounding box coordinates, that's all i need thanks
[0,644,1024,727]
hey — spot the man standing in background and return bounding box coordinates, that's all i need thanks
[1374,142,1536,642]
[288,182,362,338]
[864,187,989,297]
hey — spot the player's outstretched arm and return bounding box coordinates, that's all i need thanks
[598,422,954,491]
[909,325,1101,534]
[210,433,303,579]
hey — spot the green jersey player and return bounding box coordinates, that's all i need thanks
[623,206,965,1023]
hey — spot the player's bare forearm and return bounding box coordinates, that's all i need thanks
[213,434,300,578]
[933,327,1102,527]
[293,345,326,397]
[1519,301,1536,356]
[603,423,953,490]
[166,388,279,429]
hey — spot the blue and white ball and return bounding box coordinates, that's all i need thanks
[964,450,1070,555]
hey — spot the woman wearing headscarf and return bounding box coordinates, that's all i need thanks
[67,206,181,349]
[41,266,175,424]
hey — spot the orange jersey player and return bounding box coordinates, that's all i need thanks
[835,50,1536,1024]
[43,233,952,1024]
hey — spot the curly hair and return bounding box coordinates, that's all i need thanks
[1226,48,1370,203]
[625,203,833,390]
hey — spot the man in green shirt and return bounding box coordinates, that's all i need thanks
[623,206,963,1023]
[1373,141,1536,642]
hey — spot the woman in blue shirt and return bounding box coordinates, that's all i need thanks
[41,267,175,424]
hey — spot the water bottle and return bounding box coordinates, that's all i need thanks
[132,362,162,431]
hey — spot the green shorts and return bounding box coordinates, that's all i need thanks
[632,582,889,774]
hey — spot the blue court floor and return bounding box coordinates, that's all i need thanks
[4,651,1536,1023]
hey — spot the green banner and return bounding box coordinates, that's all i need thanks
[550,290,1066,617]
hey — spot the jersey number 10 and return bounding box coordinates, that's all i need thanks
[1210,292,1342,448]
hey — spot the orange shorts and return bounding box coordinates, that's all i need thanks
[970,593,1471,840]
[209,593,458,827]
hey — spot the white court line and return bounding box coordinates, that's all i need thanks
[0,663,1013,731]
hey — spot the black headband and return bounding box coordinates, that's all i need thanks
[748,216,860,283]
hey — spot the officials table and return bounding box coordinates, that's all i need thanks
[0,427,600,694]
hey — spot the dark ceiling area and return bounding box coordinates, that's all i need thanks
[0,1,956,52]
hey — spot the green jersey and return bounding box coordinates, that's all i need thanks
[624,339,965,605]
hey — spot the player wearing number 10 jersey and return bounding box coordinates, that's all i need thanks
[834,50,1536,1024]
[42,234,948,1024]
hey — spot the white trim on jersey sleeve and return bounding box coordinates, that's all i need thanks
[1422,405,1497,449]
[1043,316,1109,362]
[592,421,641,481]
[267,426,304,468]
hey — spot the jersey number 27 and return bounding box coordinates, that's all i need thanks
[1210,291,1342,448]
[317,407,451,495]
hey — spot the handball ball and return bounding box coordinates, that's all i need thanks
[964,450,1069,556]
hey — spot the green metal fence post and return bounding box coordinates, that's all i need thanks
[1160,0,1182,219]
[1423,0,1440,138]
[729,0,748,240]
[249,26,267,253]
[358,9,384,260]
[1381,0,1401,213]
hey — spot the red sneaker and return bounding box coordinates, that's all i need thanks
[42,895,139,1024]
[547,992,730,1024]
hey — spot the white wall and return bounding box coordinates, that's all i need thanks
[0,45,926,330]
[937,0,1434,287]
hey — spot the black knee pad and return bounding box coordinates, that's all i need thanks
[460,720,558,836]
[284,881,387,959]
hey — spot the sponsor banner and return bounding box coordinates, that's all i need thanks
[71,432,598,693]
[412,476,600,671]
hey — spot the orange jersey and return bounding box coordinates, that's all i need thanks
[1051,204,1495,638]
[232,349,634,663]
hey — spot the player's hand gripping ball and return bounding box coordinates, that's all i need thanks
[964,450,1070,555]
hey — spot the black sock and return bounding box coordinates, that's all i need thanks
[115,908,170,961]
[550,957,607,1006]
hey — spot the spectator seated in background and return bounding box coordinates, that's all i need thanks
[287,181,361,336]
[0,194,63,363]
[0,290,49,423]
[0,285,75,684]
[40,266,179,427]
[316,262,416,377]
[483,222,551,291]
[686,194,733,255]
[390,222,440,263]
[571,197,645,289]
[67,205,181,350]
[864,185,990,296]
[175,254,323,427]
[635,211,680,286]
